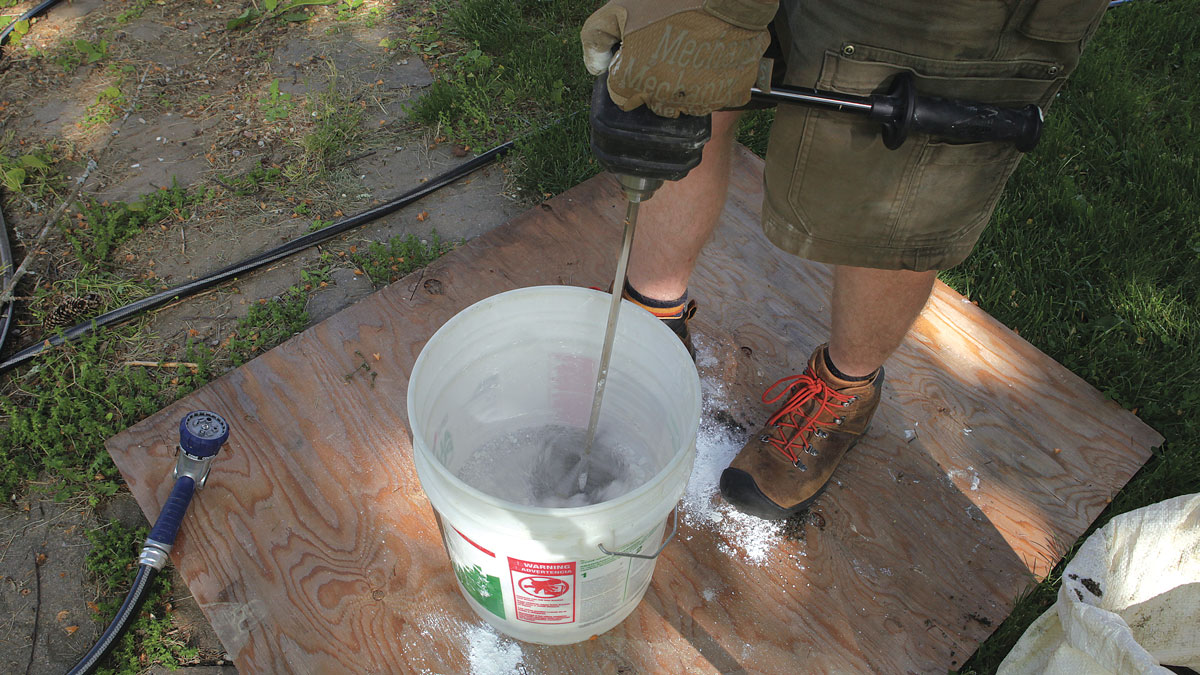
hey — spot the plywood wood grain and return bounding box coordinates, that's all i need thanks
[107,146,1160,674]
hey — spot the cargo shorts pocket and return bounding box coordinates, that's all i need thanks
[772,46,1054,250]
[1017,0,1108,43]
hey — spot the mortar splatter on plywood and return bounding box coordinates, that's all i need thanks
[948,466,982,491]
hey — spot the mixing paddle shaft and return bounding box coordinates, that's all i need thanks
[577,194,643,490]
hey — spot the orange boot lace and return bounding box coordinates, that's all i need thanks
[760,368,857,468]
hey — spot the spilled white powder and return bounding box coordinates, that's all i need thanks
[681,339,784,564]
[464,623,523,675]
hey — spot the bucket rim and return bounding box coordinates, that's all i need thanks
[408,285,702,518]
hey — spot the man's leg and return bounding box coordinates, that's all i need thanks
[826,265,937,377]
[625,110,743,301]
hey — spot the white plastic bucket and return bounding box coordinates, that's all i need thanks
[408,286,700,644]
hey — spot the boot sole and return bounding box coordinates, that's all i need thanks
[718,431,869,521]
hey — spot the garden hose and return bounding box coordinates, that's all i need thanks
[66,410,230,675]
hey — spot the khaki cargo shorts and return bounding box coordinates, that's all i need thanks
[761,0,1109,271]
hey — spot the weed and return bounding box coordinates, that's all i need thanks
[259,79,294,123]
[307,217,335,232]
[81,85,126,129]
[56,38,108,72]
[29,267,152,329]
[0,143,61,201]
[362,6,382,27]
[64,182,207,264]
[0,14,31,47]
[228,289,310,366]
[335,0,364,21]
[216,162,283,196]
[350,230,456,285]
[227,0,336,29]
[0,327,212,502]
[282,73,365,183]
[85,521,199,674]
[116,0,153,24]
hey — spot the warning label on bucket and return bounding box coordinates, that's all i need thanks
[508,558,576,624]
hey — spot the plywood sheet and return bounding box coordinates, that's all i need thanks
[107,146,1160,674]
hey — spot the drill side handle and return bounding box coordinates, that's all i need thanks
[870,73,1044,152]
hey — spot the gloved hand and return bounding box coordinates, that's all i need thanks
[581,0,778,118]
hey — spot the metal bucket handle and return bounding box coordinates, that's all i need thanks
[597,507,678,560]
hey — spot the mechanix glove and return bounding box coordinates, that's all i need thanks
[581,0,778,118]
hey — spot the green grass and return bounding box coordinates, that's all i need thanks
[216,162,284,197]
[281,73,367,187]
[228,288,311,367]
[86,520,198,674]
[0,328,213,503]
[405,0,596,194]
[948,3,1199,670]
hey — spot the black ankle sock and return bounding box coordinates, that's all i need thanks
[823,349,875,382]
[622,281,686,311]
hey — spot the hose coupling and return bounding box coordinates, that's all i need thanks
[138,540,172,570]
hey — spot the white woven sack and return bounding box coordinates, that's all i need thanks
[999,492,1200,675]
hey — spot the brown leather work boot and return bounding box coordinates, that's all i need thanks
[664,299,697,359]
[607,282,698,360]
[719,344,883,520]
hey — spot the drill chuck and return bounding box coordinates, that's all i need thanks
[589,73,711,190]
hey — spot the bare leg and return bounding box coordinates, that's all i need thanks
[826,265,938,377]
[625,110,743,301]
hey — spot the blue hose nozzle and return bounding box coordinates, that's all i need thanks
[141,411,230,570]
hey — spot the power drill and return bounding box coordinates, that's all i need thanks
[589,72,712,205]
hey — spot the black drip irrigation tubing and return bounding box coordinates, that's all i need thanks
[0,0,70,358]
[0,205,12,354]
[0,0,63,46]
[0,0,1147,366]
[0,139,513,375]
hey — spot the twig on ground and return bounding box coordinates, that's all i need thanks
[0,159,98,305]
[1,70,148,305]
[333,150,377,168]
[124,360,201,372]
